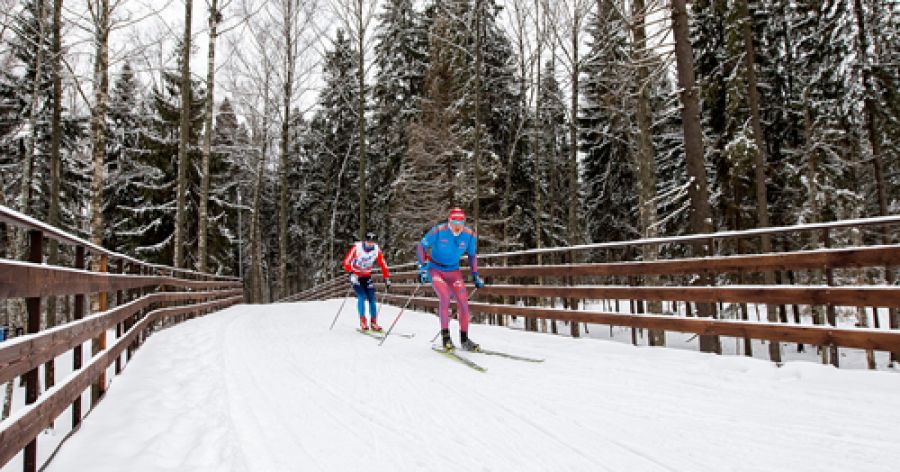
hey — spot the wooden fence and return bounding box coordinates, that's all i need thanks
[288,215,900,368]
[0,206,243,472]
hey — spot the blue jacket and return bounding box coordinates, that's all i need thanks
[416,223,479,272]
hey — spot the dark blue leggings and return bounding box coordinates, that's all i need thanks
[352,276,378,318]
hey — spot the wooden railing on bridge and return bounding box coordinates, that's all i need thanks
[288,215,900,368]
[0,206,243,472]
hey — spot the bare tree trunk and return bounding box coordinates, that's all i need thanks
[251,69,270,303]
[251,142,265,304]
[671,0,719,353]
[801,87,828,363]
[852,0,888,221]
[174,0,193,269]
[19,0,46,226]
[356,0,367,241]
[738,0,778,362]
[567,4,580,339]
[278,0,295,300]
[632,0,663,346]
[199,0,220,273]
[473,0,483,233]
[532,0,545,333]
[45,0,64,390]
[802,89,818,224]
[852,0,897,361]
[89,0,109,320]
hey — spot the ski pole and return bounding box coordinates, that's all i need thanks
[329,284,354,330]
[379,283,422,346]
[430,287,479,343]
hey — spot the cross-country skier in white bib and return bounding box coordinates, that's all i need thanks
[343,232,392,331]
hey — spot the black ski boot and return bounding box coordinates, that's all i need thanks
[441,329,455,351]
[460,331,480,352]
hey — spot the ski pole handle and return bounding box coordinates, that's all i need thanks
[379,283,422,346]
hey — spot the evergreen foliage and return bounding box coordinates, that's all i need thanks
[579,1,638,244]
[369,0,428,260]
[0,0,895,298]
[128,46,207,265]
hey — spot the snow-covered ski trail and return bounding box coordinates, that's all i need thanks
[36,299,900,472]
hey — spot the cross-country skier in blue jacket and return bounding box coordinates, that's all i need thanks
[416,207,485,351]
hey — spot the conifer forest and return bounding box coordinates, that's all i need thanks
[0,0,897,303]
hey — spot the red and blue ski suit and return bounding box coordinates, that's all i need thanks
[416,223,478,331]
[343,242,390,319]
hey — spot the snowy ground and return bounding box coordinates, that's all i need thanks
[3,299,899,472]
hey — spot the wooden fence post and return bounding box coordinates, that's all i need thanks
[91,254,108,408]
[736,237,753,357]
[24,230,42,472]
[115,259,124,374]
[822,229,839,367]
[72,245,84,429]
[886,223,899,365]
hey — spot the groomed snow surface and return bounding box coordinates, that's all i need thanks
[8,300,899,471]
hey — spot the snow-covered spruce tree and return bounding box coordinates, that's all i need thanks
[283,111,318,290]
[369,0,428,261]
[579,0,638,246]
[472,0,525,251]
[279,108,307,294]
[0,0,85,238]
[652,76,691,244]
[104,62,145,255]
[752,0,804,230]
[536,60,571,251]
[429,0,522,250]
[218,98,256,275]
[870,1,899,215]
[691,0,767,235]
[495,0,536,259]
[853,0,900,219]
[690,0,727,229]
[201,98,243,275]
[791,0,862,229]
[391,12,463,262]
[211,97,251,277]
[0,0,54,221]
[293,113,335,284]
[305,29,361,277]
[130,46,207,266]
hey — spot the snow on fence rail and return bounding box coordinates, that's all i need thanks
[290,216,900,369]
[0,205,243,472]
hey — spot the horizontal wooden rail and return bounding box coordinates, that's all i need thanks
[0,205,238,282]
[281,276,343,303]
[0,260,243,298]
[0,295,242,468]
[477,245,900,278]
[380,245,900,281]
[0,289,242,386]
[384,283,900,308]
[477,214,900,260]
[379,294,900,353]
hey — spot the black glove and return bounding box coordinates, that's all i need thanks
[384,278,392,291]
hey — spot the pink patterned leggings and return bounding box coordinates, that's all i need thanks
[428,268,470,331]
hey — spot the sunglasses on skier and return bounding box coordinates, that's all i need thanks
[448,218,465,226]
